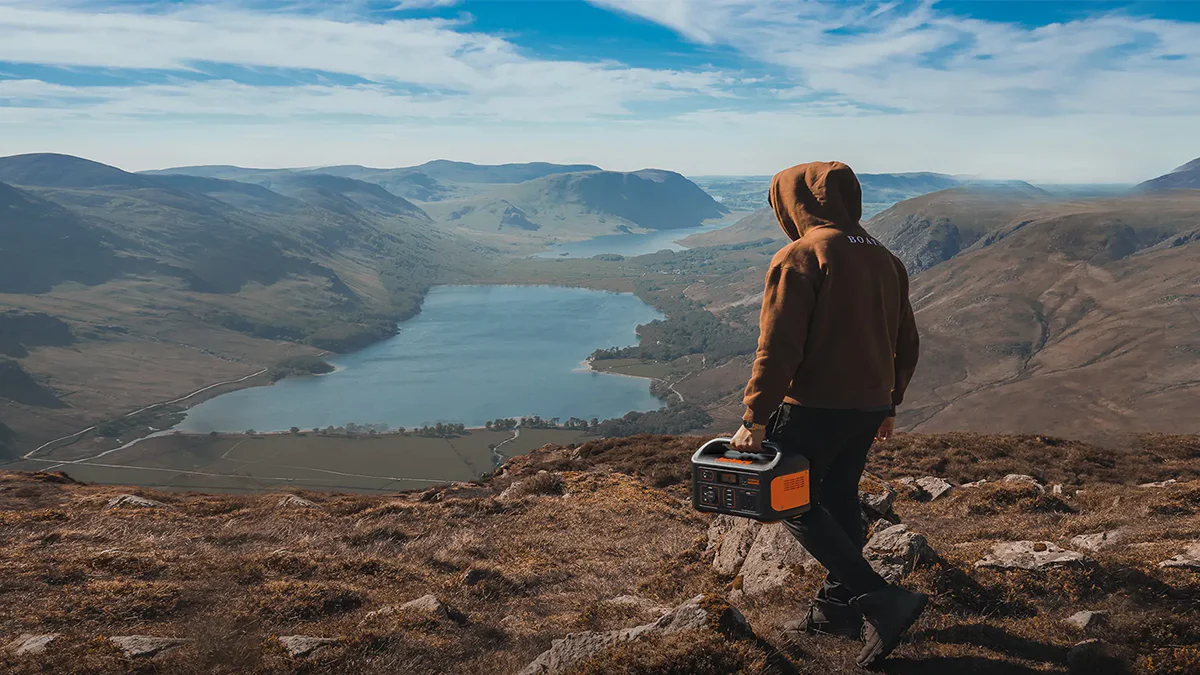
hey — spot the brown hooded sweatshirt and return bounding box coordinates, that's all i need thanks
[742,161,919,425]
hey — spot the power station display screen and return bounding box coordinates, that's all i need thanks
[718,472,739,484]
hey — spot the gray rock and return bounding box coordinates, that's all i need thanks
[961,480,988,488]
[706,515,761,576]
[864,524,934,582]
[106,494,164,509]
[108,636,187,658]
[738,522,820,597]
[277,636,338,659]
[277,494,317,508]
[400,594,450,619]
[1158,542,1200,570]
[1001,475,1045,492]
[858,472,897,519]
[6,633,60,656]
[600,595,670,615]
[975,541,1088,571]
[517,595,752,675]
[1139,479,1177,488]
[1065,610,1109,629]
[915,476,955,501]
[1052,484,1065,496]
[1071,530,1126,552]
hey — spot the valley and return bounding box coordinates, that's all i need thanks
[3,152,1200,476]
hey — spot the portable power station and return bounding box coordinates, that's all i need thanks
[691,438,811,522]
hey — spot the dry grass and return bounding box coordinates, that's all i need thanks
[1,434,1198,674]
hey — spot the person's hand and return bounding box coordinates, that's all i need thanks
[875,416,895,442]
[731,424,766,451]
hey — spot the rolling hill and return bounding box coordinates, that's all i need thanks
[681,172,988,248]
[0,153,484,449]
[1139,157,1200,191]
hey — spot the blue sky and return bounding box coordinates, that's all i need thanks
[0,0,1197,181]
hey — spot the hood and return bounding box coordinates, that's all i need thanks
[769,161,863,241]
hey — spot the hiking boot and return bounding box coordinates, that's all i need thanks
[783,601,864,640]
[851,584,928,667]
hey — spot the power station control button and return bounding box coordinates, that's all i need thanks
[742,476,759,486]
[701,486,718,505]
[700,470,715,482]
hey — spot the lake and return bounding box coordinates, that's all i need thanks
[176,285,665,433]
[534,221,729,258]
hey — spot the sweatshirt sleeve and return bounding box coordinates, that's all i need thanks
[742,265,818,425]
[891,266,920,409]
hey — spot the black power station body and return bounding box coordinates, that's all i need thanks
[690,438,811,522]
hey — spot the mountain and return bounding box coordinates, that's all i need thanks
[1139,157,1200,191]
[0,153,158,189]
[404,159,602,184]
[867,186,1055,274]
[875,191,1200,437]
[424,169,729,239]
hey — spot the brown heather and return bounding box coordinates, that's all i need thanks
[0,433,1198,674]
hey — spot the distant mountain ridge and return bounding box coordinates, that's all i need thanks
[1139,157,1200,191]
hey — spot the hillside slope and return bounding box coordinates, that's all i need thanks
[1139,158,1200,191]
[1,433,1197,674]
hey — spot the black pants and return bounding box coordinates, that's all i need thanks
[770,404,890,605]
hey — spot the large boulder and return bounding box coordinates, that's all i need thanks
[975,541,1088,571]
[863,524,934,582]
[737,523,820,597]
[706,515,762,576]
[517,595,753,675]
[915,476,955,501]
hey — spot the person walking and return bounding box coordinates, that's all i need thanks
[729,161,924,668]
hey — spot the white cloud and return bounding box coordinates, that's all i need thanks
[0,0,1197,181]
[590,0,1200,116]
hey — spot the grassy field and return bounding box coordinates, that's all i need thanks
[4,428,587,494]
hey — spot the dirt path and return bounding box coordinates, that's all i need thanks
[23,367,269,460]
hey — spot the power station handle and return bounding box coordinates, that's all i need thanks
[695,438,781,459]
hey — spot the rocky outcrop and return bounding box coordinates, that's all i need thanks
[108,636,187,658]
[277,494,318,509]
[863,523,934,582]
[277,636,338,658]
[5,633,59,656]
[975,541,1088,571]
[106,494,165,509]
[1065,610,1108,629]
[400,594,451,619]
[916,476,955,501]
[706,515,761,576]
[1070,530,1126,552]
[859,472,900,524]
[517,595,752,675]
[737,522,820,597]
[1001,475,1045,492]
